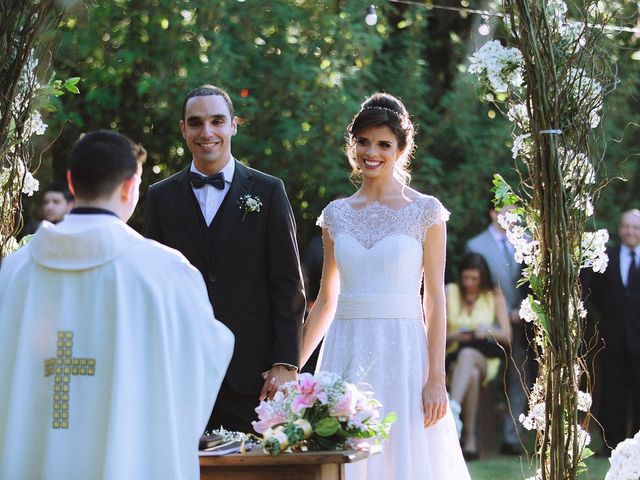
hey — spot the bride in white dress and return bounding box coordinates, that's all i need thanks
[301,93,470,479]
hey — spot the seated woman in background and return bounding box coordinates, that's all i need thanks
[446,253,511,459]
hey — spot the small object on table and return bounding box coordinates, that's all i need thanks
[200,440,253,456]
[199,428,258,456]
[199,433,224,451]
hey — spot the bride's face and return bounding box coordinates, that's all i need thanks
[354,125,402,182]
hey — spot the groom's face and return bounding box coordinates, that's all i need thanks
[180,94,238,175]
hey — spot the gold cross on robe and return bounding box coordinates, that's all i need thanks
[44,331,96,429]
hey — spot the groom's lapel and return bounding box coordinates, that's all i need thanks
[209,160,253,265]
[172,167,208,262]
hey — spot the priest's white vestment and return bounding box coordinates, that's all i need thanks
[0,214,234,480]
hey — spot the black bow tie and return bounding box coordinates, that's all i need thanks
[189,171,225,190]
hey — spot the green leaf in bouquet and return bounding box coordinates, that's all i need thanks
[313,435,340,450]
[315,417,340,437]
[382,412,398,424]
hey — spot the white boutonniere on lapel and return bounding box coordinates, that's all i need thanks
[238,194,262,222]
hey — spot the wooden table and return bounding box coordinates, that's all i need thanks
[200,448,372,480]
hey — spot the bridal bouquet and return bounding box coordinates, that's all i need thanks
[252,371,396,455]
[605,430,640,480]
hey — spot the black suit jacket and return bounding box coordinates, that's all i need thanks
[144,161,305,395]
[588,244,640,353]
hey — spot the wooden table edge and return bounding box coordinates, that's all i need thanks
[199,448,371,467]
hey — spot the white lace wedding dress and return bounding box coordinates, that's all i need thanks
[317,195,470,480]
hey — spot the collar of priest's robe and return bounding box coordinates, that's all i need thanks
[70,206,119,217]
[29,213,144,271]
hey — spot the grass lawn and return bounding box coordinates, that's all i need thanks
[464,415,614,479]
[467,455,609,480]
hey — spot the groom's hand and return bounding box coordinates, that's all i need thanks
[259,365,297,401]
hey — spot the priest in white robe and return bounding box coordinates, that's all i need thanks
[0,131,234,480]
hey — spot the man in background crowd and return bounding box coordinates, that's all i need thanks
[588,209,640,455]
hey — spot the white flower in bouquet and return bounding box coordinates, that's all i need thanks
[512,236,539,268]
[507,103,530,129]
[605,431,640,480]
[574,194,594,217]
[23,110,48,137]
[13,49,42,109]
[21,168,39,196]
[568,68,604,128]
[253,389,295,434]
[519,402,546,431]
[560,21,587,47]
[545,0,567,20]
[497,209,521,231]
[576,425,591,450]
[543,0,587,48]
[557,148,597,217]
[468,40,524,93]
[581,229,609,273]
[0,160,39,197]
[519,296,540,324]
[511,133,532,160]
[566,299,588,324]
[559,148,596,187]
[560,424,592,461]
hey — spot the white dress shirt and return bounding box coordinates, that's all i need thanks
[190,158,235,225]
[620,244,640,287]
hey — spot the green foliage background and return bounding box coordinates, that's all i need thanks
[38,0,639,270]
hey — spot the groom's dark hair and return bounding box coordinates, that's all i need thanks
[69,130,146,200]
[182,84,235,119]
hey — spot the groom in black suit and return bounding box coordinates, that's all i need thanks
[587,209,640,453]
[144,85,305,433]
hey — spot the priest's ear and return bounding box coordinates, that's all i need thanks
[120,167,143,206]
[121,142,146,208]
[66,171,76,196]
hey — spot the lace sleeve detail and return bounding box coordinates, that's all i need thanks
[419,195,450,239]
[316,202,337,240]
[316,197,448,248]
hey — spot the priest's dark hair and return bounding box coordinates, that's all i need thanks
[182,84,234,119]
[69,130,146,200]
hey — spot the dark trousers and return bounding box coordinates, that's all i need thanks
[206,380,260,434]
[599,350,640,451]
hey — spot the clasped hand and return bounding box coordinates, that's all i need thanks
[259,365,297,401]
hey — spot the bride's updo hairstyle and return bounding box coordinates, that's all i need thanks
[346,92,416,185]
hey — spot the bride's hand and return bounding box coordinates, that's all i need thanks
[422,375,447,428]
